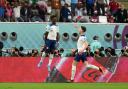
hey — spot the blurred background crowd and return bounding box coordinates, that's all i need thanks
[0,0,128,23]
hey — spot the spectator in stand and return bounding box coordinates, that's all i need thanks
[13,2,23,22]
[10,47,20,57]
[96,0,106,15]
[90,36,102,53]
[38,5,47,22]
[5,3,13,21]
[0,0,127,23]
[73,2,88,22]
[60,3,71,22]
[6,0,12,5]
[29,0,38,4]
[36,0,48,21]
[73,2,81,22]
[90,10,99,23]
[105,47,116,57]
[0,4,5,21]
[107,14,115,23]
[115,4,127,23]
[75,2,83,16]
[30,4,43,22]
[20,2,31,22]
[0,0,7,7]
[109,0,119,15]
[85,0,96,16]
[105,5,115,23]
[105,5,111,15]
[46,0,52,22]
[71,0,78,16]
[31,49,39,57]
[121,43,128,57]
[7,0,18,5]
[51,0,61,21]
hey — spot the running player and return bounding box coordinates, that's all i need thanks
[69,26,104,82]
[37,15,59,73]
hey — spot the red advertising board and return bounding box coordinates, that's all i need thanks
[0,57,127,82]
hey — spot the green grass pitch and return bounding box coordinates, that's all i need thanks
[0,83,128,89]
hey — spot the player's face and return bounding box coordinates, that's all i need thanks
[52,17,57,24]
[78,27,83,34]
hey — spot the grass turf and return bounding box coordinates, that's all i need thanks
[0,83,128,89]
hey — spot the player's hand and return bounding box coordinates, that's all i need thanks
[73,23,79,29]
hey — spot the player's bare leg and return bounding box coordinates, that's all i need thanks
[67,60,78,82]
[37,52,46,68]
[47,54,54,72]
[84,61,104,74]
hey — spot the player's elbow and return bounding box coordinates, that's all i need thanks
[85,42,89,47]
[83,43,88,49]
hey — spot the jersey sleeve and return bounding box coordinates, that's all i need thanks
[81,36,87,42]
[46,25,50,31]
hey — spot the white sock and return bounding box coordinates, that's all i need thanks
[71,65,76,80]
[40,52,46,63]
[48,54,54,66]
[87,64,99,70]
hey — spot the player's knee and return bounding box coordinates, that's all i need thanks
[84,61,88,66]
[72,61,77,66]
[72,65,76,71]
[49,54,54,59]
[42,52,46,57]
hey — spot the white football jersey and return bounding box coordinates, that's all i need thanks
[77,35,87,52]
[46,24,59,40]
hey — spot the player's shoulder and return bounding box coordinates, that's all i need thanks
[80,35,87,40]
[46,23,57,27]
[48,23,58,26]
[46,24,50,28]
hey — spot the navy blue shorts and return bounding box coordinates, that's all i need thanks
[74,52,87,63]
[45,39,56,54]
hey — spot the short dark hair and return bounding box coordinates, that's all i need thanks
[93,36,99,40]
[81,26,86,32]
[19,46,24,51]
[50,15,57,20]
